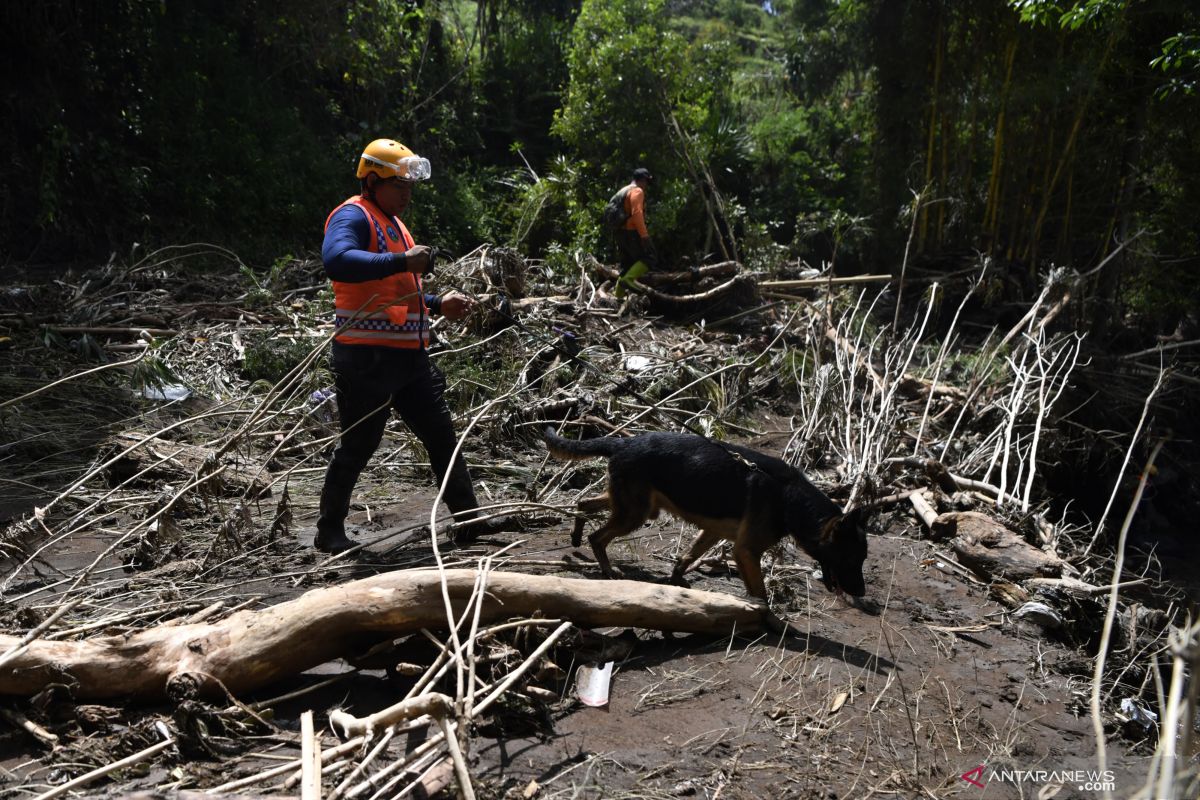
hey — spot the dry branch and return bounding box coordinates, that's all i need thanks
[0,570,765,700]
[330,693,452,739]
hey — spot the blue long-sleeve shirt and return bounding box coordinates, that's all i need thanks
[322,205,441,314]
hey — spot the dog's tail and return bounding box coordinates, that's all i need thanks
[542,427,624,461]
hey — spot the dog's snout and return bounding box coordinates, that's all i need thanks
[822,561,866,598]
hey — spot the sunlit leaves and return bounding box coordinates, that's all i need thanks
[1151,32,1200,96]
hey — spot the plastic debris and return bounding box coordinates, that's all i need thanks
[1013,601,1064,629]
[575,661,614,707]
[140,382,191,401]
[1119,697,1158,730]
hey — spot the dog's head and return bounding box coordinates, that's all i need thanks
[814,507,868,597]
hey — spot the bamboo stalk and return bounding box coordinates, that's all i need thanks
[984,39,1018,243]
[908,491,940,529]
[760,275,891,289]
[919,15,944,253]
[206,737,368,795]
[1030,21,1121,261]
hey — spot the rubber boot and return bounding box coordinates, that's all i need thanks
[315,477,357,555]
[441,472,513,544]
[614,260,649,298]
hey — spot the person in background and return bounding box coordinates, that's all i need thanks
[315,138,505,554]
[611,167,657,297]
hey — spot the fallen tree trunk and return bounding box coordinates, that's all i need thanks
[0,570,765,701]
[944,512,1065,581]
[590,260,738,287]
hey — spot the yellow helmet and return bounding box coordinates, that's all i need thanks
[355,139,432,182]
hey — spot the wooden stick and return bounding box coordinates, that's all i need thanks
[300,710,321,800]
[1092,437,1166,787]
[473,621,573,716]
[32,734,174,800]
[1025,577,1147,597]
[826,325,885,391]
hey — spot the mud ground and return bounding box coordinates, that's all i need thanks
[0,426,1161,800]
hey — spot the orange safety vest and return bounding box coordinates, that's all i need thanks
[622,184,649,238]
[324,196,429,349]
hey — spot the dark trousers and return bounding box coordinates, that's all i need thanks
[317,343,478,537]
[615,229,654,275]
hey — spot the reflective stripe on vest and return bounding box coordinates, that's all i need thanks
[324,196,430,349]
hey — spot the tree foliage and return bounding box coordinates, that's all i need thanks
[1,0,1196,335]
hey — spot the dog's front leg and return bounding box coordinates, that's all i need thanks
[731,543,768,599]
[732,504,773,599]
[670,528,724,586]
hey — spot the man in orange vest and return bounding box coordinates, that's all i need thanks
[315,139,503,554]
[611,167,657,297]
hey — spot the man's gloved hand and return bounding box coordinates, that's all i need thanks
[399,245,433,274]
[438,291,477,321]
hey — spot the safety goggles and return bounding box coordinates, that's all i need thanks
[361,153,432,182]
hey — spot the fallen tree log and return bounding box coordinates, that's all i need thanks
[590,260,738,287]
[944,512,1065,581]
[0,570,765,701]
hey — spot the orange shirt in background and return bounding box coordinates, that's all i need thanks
[622,184,649,238]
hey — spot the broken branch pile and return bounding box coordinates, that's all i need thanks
[1,246,1195,795]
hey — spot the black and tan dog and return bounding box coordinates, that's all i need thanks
[543,428,868,599]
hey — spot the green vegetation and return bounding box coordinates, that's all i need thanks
[2,0,1197,337]
[241,333,321,386]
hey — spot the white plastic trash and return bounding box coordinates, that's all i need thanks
[576,661,614,707]
[1119,697,1158,729]
[140,382,191,401]
[623,355,652,373]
